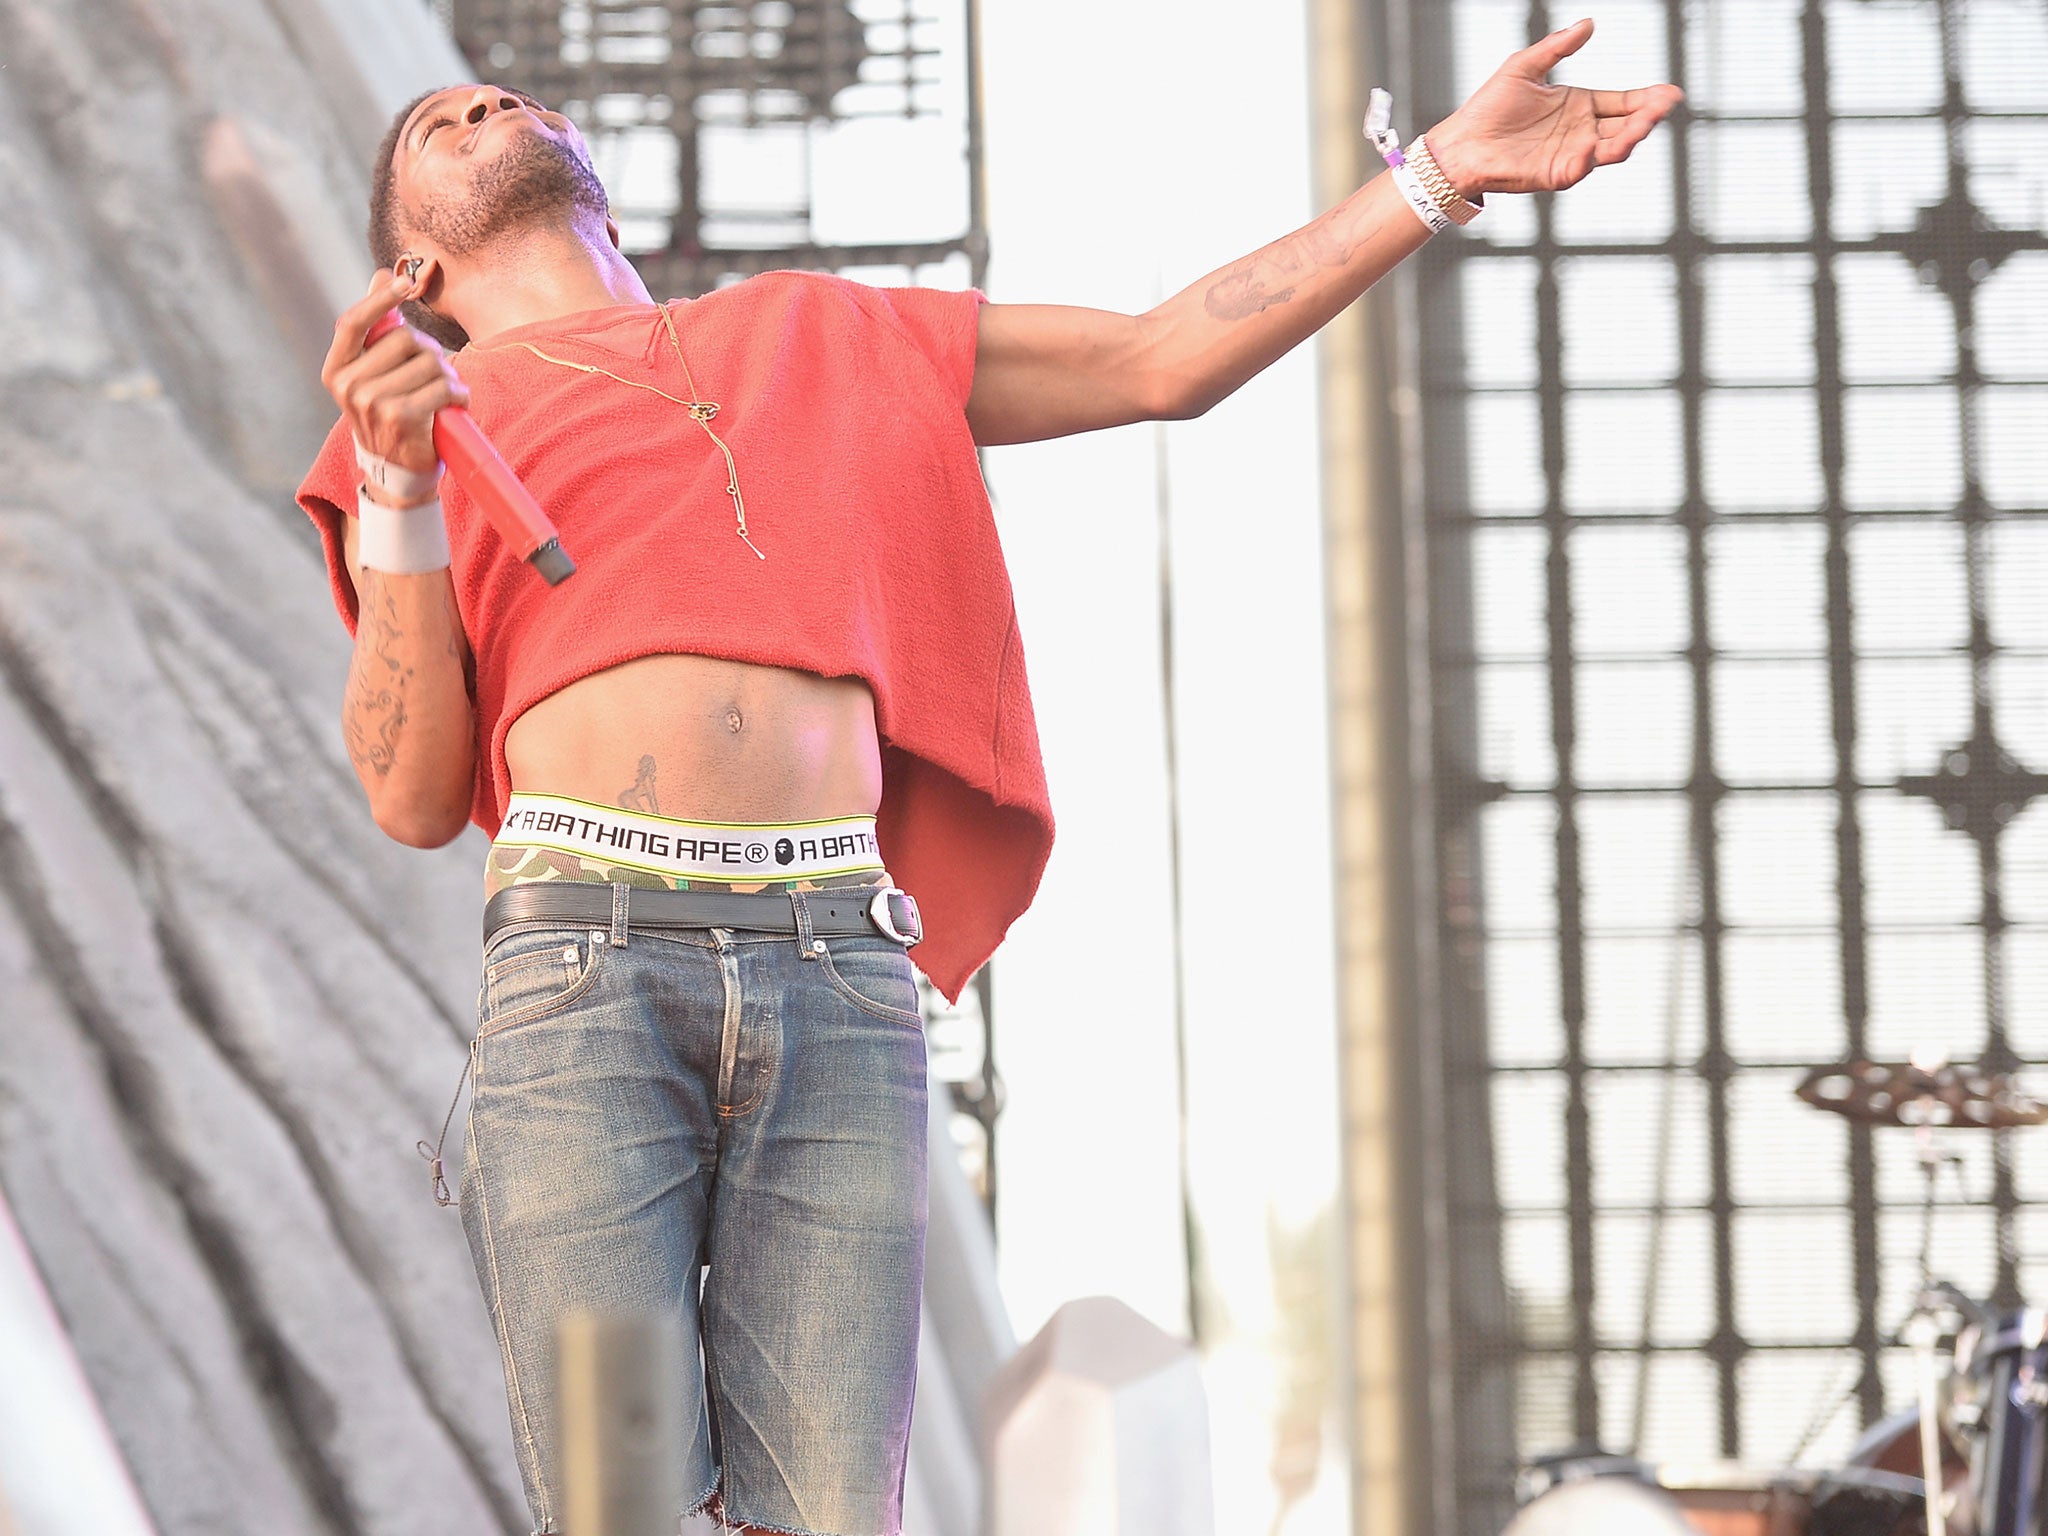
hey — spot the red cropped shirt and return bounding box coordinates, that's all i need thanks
[297,272,1052,999]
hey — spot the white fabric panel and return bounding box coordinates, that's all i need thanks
[0,1195,157,1536]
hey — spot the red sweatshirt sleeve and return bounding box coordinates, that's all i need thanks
[869,285,988,408]
[296,415,363,634]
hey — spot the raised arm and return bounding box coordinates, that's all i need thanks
[323,271,479,848]
[965,17,1681,447]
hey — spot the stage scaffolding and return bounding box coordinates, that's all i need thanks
[1373,0,2048,1531]
[430,0,1002,1210]
[443,0,987,291]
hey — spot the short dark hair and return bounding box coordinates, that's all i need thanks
[368,88,471,351]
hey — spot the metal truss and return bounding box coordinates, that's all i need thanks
[446,0,986,294]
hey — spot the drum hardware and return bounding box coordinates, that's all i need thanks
[1804,1469,1936,1536]
[1516,1449,1651,1504]
[1952,1311,2048,1536]
[1907,1307,1956,1536]
[1502,1056,2043,1536]
[1795,1052,2048,1536]
[1498,1467,1700,1535]
[1509,1456,1807,1536]
[1794,1056,2048,1131]
[1906,1114,1974,1536]
[1505,1456,1924,1536]
[1656,1463,1818,1536]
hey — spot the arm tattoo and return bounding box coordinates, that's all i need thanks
[1203,207,1365,322]
[445,585,475,695]
[618,755,661,814]
[343,578,411,778]
[1206,236,1311,321]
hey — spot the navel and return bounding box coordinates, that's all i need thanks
[724,708,744,736]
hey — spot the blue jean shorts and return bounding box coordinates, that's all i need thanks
[458,895,928,1536]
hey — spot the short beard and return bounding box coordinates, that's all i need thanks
[410,129,609,255]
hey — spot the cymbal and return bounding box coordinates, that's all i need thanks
[1796,1059,2048,1129]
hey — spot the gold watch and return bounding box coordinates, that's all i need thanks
[1408,137,1484,226]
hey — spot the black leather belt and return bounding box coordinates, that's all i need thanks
[482,882,922,949]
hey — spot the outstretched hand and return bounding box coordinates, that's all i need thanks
[1427,18,1683,197]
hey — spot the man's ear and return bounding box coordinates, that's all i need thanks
[398,251,446,305]
[605,215,623,251]
[394,251,467,349]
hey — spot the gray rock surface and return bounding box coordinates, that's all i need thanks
[0,0,524,1529]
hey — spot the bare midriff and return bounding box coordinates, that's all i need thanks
[503,653,884,824]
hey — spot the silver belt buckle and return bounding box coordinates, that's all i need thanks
[868,886,921,947]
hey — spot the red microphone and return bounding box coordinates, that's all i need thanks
[365,310,575,586]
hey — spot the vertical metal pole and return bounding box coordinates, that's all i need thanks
[1908,1310,1951,1536]
[964,0,999,1220]
[1401,2,1512,1526]
[1310,0,1436,1529]
[1515,0,1604,1450]
[1656,0,1743,1460]
[964,0,991,292]
[556,1311,688,1536]
[1155,422,1204,1345]
[973,965,1000,1221]
[1799,0,1885,1428]
[1933,0,2022,1316]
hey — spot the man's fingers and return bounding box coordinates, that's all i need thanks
[330,316,445,402]
[363,323,436,371]
[378,347,456,397]
[341,272,412,343]
[1586,84,1684,166]
[323,271,414,384]
[1515,16,1593,77]
[332,337,465,476]
[1591,108,1665,165]
[1592,104,1668,139]
[366,385,447,437]
[1587,85,1651,118]
[1589,82,1684,119]
[329,326,426,408]
[346,349,459,419]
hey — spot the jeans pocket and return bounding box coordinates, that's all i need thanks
[818,939,924,1028]
[479,928,603,1037]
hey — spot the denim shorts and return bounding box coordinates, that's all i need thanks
[458,896,929,1536]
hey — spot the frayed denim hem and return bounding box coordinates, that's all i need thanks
[690,1484,898,1536]
[529,1471,724,1536]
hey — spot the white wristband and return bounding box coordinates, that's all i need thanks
[1391,163,1452,235]
[356,486,451,574]
[354,439,443,504]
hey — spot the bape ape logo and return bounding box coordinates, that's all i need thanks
[774,838,795,865]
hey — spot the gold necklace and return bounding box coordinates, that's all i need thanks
[491,301,764,560]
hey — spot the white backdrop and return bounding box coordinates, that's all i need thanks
[976,3,1351,1530]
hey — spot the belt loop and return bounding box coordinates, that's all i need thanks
[609,882,630,948]
[789,889,822,960]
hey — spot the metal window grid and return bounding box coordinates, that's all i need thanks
[1406,1,2048,1530]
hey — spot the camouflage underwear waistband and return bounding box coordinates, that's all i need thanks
[483,843,891,902]
[485,792,891,903]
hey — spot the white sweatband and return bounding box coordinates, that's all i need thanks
[356,486,451,574]
[354,439,443,504]
[1391,163,1452,235]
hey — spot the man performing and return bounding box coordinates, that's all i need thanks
[298,21,1676,1535]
